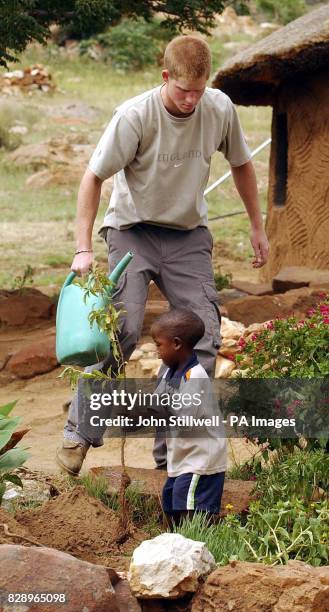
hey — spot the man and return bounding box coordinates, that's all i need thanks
[56,35,269,475]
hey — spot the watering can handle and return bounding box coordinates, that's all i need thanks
[61,251,133,290]
[62,271,76,288]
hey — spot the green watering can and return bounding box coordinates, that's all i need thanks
[56,251,133,366]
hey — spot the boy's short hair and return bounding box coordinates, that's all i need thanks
[164,35,211,80]
[151,308,205,348]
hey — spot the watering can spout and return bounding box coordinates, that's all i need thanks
[108,251,133,288]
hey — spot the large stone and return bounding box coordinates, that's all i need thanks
[231,280,273,296]
[8,139,94,170]
[243,321,271,341]
[129,349,144,362]
[225,287,323,326]
[218,288,247,304]
[147,282,166,301]
[0,544,140,612]
[6,337,58,378]
[218,338,240,358]
[26,167,83,189]
[129,533,216,599]
[215,356,236,379]
[220,317,245,340]
[273,266,329,293]
[191,560,329,611]
[0,288,54,327]
[139,343,157,353]
[139,358,162,377]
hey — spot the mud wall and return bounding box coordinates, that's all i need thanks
[261,70,329,280]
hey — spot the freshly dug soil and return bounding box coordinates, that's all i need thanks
[0,507,36,546]
[16,486,147,567]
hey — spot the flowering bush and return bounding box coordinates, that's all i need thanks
[235,293,329,378]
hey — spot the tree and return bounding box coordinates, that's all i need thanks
[0,0,226,68]
[255,0,306,25]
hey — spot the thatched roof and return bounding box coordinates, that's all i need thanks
[212,5,329,106]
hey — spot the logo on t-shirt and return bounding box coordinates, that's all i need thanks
[157,150,201,163]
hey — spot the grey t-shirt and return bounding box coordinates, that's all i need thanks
[89,85,251,232]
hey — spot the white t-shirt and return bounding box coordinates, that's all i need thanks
[89,85,251,232]
[155,361,227,478]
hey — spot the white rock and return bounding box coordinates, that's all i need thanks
[243,321,270,338]
[3,488,22,501]
[215,356,236,379]
[220,317,245,339]
[128,533,216,598]
[2,479,51,510]
[139,342,156,353]
[129,349,143,361]
[139,358,162,376]
[218,337,239,357]
[9,125,28,135]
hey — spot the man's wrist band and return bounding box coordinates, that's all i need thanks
[75,249,93,254]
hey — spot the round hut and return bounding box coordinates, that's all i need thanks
[213,5,329,280]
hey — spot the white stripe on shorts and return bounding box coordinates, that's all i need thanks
[186,474,200,510]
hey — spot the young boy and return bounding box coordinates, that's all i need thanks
[151,308,227,527]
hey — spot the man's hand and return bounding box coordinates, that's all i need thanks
[231,161,269,268]
[250,227,269,268]
[71,251,94,276]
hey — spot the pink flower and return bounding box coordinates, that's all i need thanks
[238,337,246,348]
[320,305,329,314]
[323,317,329,325]
[251,334,258,341]
[266,321,274,330]
[226,354,236,361]
[307,308,316,318]
[286,405,295,418]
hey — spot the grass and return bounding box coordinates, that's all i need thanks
[79,473,162,535]
[0,34,271,291]
[174,511,248,565]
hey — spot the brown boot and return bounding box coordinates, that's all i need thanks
[56,439,89,476]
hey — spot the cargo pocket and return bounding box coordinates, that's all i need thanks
[202,281,222,350]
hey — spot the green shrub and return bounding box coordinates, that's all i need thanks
[0,126,21,151]
[236,293,329,377]
[255,449,329,506]
[80,18,173,70]
[255,0,306,24]
[214,270,231,291]
[0,402,30,505]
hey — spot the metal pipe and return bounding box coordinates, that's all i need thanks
[204,137,271,196]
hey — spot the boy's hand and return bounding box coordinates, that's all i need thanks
[250,228,269,268]
[71,251,94,276]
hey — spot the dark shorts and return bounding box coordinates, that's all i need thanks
[162,472,225,514]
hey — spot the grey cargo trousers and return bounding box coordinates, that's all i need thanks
[64,223,221,465]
